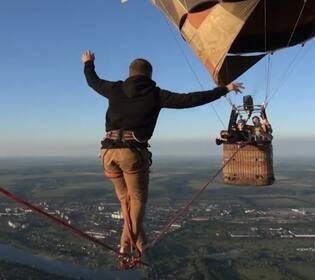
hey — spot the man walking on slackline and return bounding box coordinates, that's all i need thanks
[81,50,243,267]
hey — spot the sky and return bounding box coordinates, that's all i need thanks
[0,0,314,158]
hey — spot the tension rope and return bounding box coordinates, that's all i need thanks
[146,144,244,249]
[0,187,150,268]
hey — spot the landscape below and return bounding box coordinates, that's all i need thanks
[0,156,315,280]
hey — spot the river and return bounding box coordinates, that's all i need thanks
[0,243,141,280]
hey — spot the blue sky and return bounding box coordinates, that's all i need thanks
[0,0,314,157]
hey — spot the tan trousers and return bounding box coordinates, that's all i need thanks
[100,148,150,252]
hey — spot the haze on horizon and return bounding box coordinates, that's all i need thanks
[0,137,314,159]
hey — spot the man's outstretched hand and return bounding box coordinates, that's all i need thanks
[81,50,95,63]
[226,82,244,94]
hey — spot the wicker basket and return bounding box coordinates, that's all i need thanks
[222,143,275,186]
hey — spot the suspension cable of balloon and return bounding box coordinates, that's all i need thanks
[262,0,272,108]
[264,0,309,108]
[222,56,236,109]
[157,0,227,129]
[266,38,314,107]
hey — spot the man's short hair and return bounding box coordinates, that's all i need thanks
[129,58,153,78]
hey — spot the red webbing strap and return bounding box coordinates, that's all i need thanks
[0,187,117,252]
[146,145,243,249]
[0,187,150,268]
[124,194,141,253]
[118,194,142,270]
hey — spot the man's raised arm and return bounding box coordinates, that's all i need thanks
[81,50,114,98]
[158,83,244,109]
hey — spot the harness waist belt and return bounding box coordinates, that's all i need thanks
[106,130,136,141]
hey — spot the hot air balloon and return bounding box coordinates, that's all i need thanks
[151,0,315,186]
[151,0,314,85]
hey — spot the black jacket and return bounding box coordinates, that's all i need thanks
[84,61,228,147]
